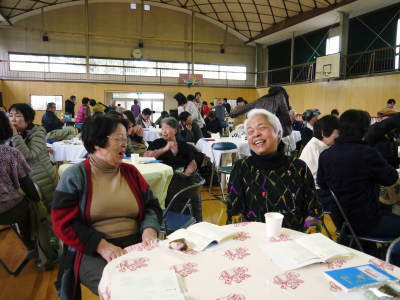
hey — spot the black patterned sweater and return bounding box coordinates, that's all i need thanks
[227,151,322,232]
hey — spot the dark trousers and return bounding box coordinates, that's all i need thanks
[166,173,203,222]
[0,199,33,249]
[79,233,141,295]
[364,213,400,266]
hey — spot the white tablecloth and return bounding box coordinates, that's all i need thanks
[58,160,173,208]
[51,141,87,162]
[196,137,250,165]
[143,128,161,142]
[282,130,301,152]
[99,222,400,300]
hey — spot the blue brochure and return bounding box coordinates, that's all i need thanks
[324,264,398,291]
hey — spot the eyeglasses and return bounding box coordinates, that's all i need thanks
[108,135,128,145]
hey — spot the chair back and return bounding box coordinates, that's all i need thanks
[329,188,364,251]
[162,178,205,235]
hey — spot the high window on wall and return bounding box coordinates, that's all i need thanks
[9,53,247,81]
[395,19,400,69]
[112,92,164,121]
[30,95,63,111]
[326,36,340,55]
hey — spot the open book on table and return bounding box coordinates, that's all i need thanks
[111,270,185,300]
[262,233,352,271]
[167,222,236,252]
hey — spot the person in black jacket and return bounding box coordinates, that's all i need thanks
[178,111,203,144]
[204,112,222,137]
[65,95,76,118]
[42,102,64,133]
[318,110,400,240]
[300,109,320,148]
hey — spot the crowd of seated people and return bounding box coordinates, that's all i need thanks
[3,89,400,300]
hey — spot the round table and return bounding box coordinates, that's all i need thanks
[99,222,400,300]
[51,141,88,162]
[196,137,250,166]
[143,128,161,142]
[58,160,173,208]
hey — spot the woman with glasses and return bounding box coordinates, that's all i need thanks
[52,115,162,299]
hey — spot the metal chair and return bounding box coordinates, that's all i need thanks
[209,142,238,201]
[162,179,205,236]
[329,189,396,254]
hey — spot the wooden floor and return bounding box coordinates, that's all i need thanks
[0,187,335,300]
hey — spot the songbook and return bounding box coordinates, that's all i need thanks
[261,233,352,271]
[324,264,398,291]
[167,222,236,252]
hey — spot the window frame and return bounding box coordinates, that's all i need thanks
[30,94,63,111]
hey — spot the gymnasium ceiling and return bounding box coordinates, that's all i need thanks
[0,0,399,43]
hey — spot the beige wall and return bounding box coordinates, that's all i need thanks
[2,80,258,123]
[0,3,255,70]
[256,73,400,116]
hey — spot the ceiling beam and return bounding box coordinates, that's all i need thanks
[247,0,358,44]
[0,10,12,25]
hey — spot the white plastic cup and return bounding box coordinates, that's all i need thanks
[131,153,140,163]
[265,212,284,237]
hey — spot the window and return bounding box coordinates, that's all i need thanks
[158,62,188,77]
[326,36,340,55]
[30,95,63,111]
[8,53,247,81]
[396,19,400,69]
[112,92,164,121]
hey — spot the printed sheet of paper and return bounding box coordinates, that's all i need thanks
[111,270,185,300]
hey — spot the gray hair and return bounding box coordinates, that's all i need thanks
[244,109,283,140]
[161,117,179,130]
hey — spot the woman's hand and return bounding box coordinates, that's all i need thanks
[133,125,144,137]
[142,228,158,246]
[12,125,19,136]
[96,239,126,262]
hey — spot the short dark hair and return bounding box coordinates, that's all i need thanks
[47,102,56,110]
[187,94,195,102]
[161,111,169,118]
[387,99,396,105]
[82,97,90,105]
[134,99,138,104]
[339,109,371,140]
[0,111,12,142]
[179,111,191,121]
[202,101,208,105]
[313,115,340,140]
[174,93,187,106]
[195,92,201,97]
[89,99,97,107]
[208,112,216,119]
[223,98,227,102]
[70,95,76,100]
[236,97,245,104]
[9,103,35,125]
[331,109,339,116]
[142,108,153,115]
[82,115,128,154]
[122,110,136,125]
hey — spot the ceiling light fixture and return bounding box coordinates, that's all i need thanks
[144,4,151,11]
[130,1,137,9]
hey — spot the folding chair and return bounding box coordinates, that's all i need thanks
[161,179,206,236]
[329,189,396,254]
[208,142,238,201]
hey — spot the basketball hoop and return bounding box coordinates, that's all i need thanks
[178,73,204,87]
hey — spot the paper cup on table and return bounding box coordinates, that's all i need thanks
[265,212,284,237]
[131,153,140,163]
